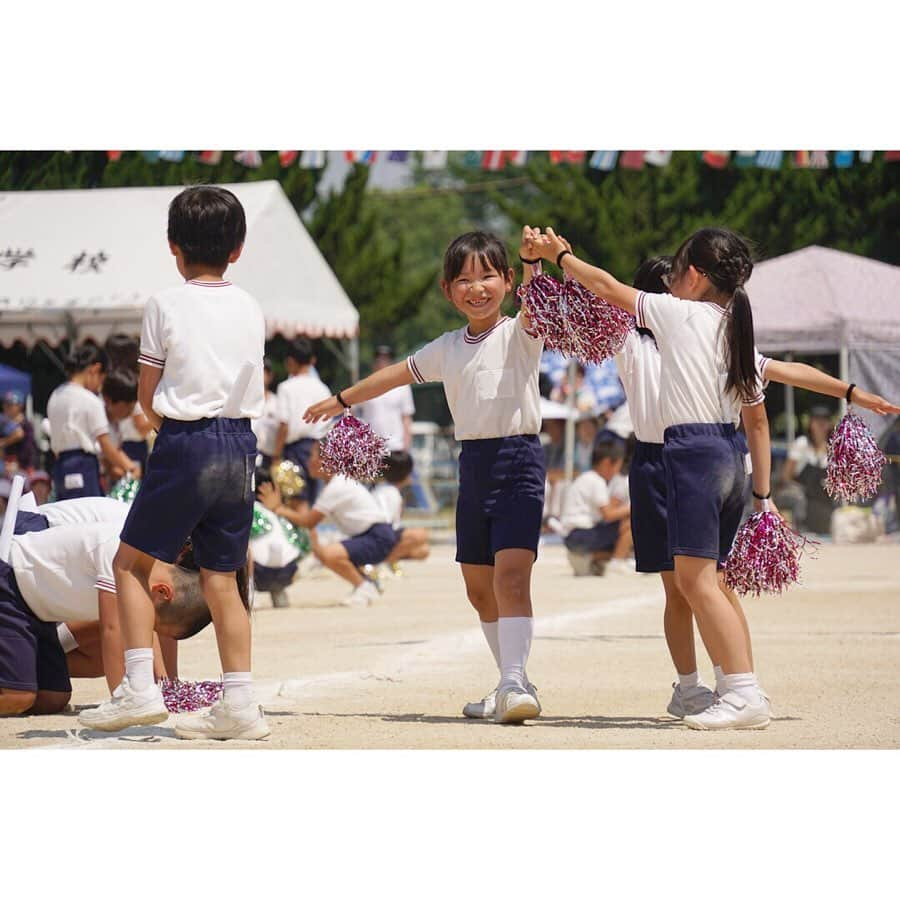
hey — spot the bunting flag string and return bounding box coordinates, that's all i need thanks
[234,150,263,169]
[702,151,730,169]
[345,151,377,165]
[859,151,875,163]
[834,151,854,168]
[794,151,811,168]
[589,151,618,171]
[735,151,757,168]
[421,150,448,170]
[299,150,326,169]
[278,151,299,167]
[387,151,409,162]
[197,151,223,165]
[106,151,122,162]
[644,150,672,167]
[159,150,185,163]
[620,151,646,170]
[809,151,829,169]
[756,150,784,170]
[549,151,587,165]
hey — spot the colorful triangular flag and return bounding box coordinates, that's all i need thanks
[644,150,672,167]
[106,151,122,162]
[234,151,263,169]
[197,151,223,165]
[620,151,646,170]
[756,151,783,170]
[834,151,854,168]
[159,150,185,163]
[462,151,483,168]
[299,150,326,169]
[858,151,875,163]
[884,151,900,162]
[345,151,377,165]
[421,151,448,170]
[702,151,731,169]
[387,151,409,162]
[589,151,618,171]
[505,150,528,166]
[735,151,757,168]
[549,151,586,165]
[278,151,299,167]
[809,151,829,169]
[141,151,160,163]
[481,151,505,171]
[794,151,811,168]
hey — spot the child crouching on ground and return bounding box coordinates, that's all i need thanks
[257,441,399,607]
[559,440,635,576]
[372,450,430,571]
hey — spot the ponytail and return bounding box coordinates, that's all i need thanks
[724,287,758,402]
[64,343,108,378]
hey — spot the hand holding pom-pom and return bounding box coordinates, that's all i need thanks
[824,411,887,503]
[724,504,816,596]
[319,414,389,482]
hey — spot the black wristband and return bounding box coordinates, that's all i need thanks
[519,254,541,265]
[336,390,350,409]
[556,249,571,268]
[752,489,771,500]
[845,383,856,403]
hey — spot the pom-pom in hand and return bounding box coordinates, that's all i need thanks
[319,414,389,482]
[160,678,223,713]
[824,411,887,503]
[724,507,815,596]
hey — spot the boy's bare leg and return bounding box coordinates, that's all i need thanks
[113,542,157,650]
[661,570,698,675]
[612,520,633,560]
[199,568,251,674]
[387,528,430,563]
[314,543,365,588]
[0,688,36,716]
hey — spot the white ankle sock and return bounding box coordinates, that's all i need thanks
[124,648,154,692]
[721,672,760,703]
[223,672,254,709]
[713,665,725,694]
[481,621,501,672]
[498,617,532,690]
[678,671,701,690]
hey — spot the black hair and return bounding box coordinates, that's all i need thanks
[591,439,626,467]
[632,255,672,295]
[64,343,108,377]
[167,185,246,267]
[101,368,138,405]
[286,337,315,366]
[104,333,140,372]
[443,231,510,283]
[383,450,414,485]
[670,228,757,402]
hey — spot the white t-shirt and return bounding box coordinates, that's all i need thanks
[559,470,612,535]
[251,392,281,456]
[39,497,129,529]
[635,292,764,427]
[10,521,120,622]
[139,280,266,421]
[788,435,828,475]
[357,385,415,451]
[46,382,109,454]
[118,403,145,443]
[276,373,332,442]
[407,315,543,441]
[250,503,301,569]
[314,475,388,537]
[371,483,403,528]
[614,330,665,443]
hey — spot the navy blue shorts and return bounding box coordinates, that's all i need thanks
[629,440,672,573]
[13,511,50,535]
[663,423,748,563]
[253,560,299,592]
[455,435,545,566]
[120,417,257,572]
[52,450,102,500]
[564,521,620,553]
[122,439,149,473]
[0,561,71,695]
[342,522,400,567]
[283,438,319,504]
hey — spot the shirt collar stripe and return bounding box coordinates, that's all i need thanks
[187,279,232,287]
[464,316,508,343]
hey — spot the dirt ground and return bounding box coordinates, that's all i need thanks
[2,537,897,750]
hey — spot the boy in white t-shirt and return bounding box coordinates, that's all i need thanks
[78,185,268,741]
[371,450,430,572]
[560,440,633,576]
[257,441,400,607]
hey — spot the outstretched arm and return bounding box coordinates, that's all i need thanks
[741,403,776,515]
[304,361,413,424]
[764,359,900,416]
[530,227,639,314]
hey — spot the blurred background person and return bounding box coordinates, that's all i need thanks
[355,344,415,452]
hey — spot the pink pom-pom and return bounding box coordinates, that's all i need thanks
[319,414,389,481]
[517,273,635,364]
[824,411,887,503]
[724,511,816,596]
[160,678,223,713]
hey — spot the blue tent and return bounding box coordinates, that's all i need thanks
[0,363,31,400]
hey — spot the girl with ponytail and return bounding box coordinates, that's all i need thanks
[46,343,138,499]
[526,225,774,730]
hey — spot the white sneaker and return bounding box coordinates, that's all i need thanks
[175,700,271,741]
[340,580,379,608]
[463,682,538,719]
[361,564,385,594]
[606,557,638,576]
[684,690,771,730]
[667,683,717,718]
[566,549,594,577]
[77,678,169,732]
[494,682,542,724]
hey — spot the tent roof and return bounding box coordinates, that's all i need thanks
[748,245,900,353]
[0,181,358,345]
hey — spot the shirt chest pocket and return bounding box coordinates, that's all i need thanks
[475,368,514,401]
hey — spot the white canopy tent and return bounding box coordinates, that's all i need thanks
[0,180,360,376]
[747,246,900,438]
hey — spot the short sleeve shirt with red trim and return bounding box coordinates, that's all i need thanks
[139,280,266,421]
[634,291,765,428]
[406,314,543,440]
[9,522,121,622]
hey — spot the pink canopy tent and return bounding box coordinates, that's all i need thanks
[747,246,900,438]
